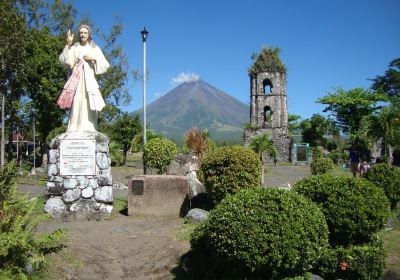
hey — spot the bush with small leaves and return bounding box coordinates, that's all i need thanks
[365,163,400,210]
[294,174,390,246]
[310,157,334,175]
[315,239,385,280]
[190,188,329,279]
[143,138,177,174]
[200,145,261,205]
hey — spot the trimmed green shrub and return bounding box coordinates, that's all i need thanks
[200,145,261,205]
[310,157,334,175]
[191,188,329,279]
[143,138,177,174]
[294,175,390,246]
[365,163,400,209]
[0,162,63,278]
[315,239,385,280]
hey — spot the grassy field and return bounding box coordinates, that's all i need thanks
[379,207,400,275]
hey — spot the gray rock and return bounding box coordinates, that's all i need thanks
[89,178,98,189]
[386,217,394,231]
[70,199,98,221]
[44,197,66,218]
[49,138,60,149]
[187,171,206,199]
[77,176,89,189]
[64,178,78,189]
[49,175,63,183]
[99,204,113,217]
[186,208,209,223]
[96,152,109,169]
[96,142,109,153]
[166,161,181,175]
[81,187,94,198]
[94,186,113,203]
[98,175,112,186]
[46,181,63,195]
[48,149,59,164]
[47,164,58,176]
[96,167,111,177]
[311,275,324,280]
[63,189,81,203]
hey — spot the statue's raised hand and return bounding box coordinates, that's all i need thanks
[66,29,74,46]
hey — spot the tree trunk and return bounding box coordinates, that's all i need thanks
[261,156,265,186]
[1,93,5,166]
[123,146,128,165]
[7,124,13,162]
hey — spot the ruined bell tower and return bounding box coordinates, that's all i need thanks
[244,47,291,161]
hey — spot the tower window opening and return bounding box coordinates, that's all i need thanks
[263,79,273,94]
[264,106,273,123]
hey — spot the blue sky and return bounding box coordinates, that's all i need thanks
[71,0,399,120]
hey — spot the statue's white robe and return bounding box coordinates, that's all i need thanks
[59,43,109,132]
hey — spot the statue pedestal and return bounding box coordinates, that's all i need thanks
[44,131,113,220]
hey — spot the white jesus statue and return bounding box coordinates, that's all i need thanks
[58,24,110,132]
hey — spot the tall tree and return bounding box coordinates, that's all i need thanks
[25,28,67,148]
[317,87,385,134]
[371,58,400,100]
[109,113,142,164]
[288,114,302,135]
[300,114,336,147]
[0,0,31,165]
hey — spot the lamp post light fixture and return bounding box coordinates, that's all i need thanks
[141,27,148,174]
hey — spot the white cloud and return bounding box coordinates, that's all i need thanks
[154,92,163,97]
[170,72,200,86]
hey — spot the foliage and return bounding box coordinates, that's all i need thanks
[45,124,67,144]
[328,149,348,165]
[360,105,400,156]
[315,239,385,280]
[248,46,287,75]
[365,163,400,210]
[288,114,302,135]
[142,138,177,174]
[310,157,334,175]
[300,114,336,147]
[200,145,261,205]
[294,174,390,246]
[26,27,68,144]
[371,57,400,99]
[317,87,385,134]
[190,188,329,279]
[130,129,163,153]
[0,162,63,278]
[249,134,277,160]
[109,113,142,164]
[184,127,209,162]
[249,133,277,182]
[109,141,123,167]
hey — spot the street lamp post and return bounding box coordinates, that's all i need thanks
[141,27,148,174]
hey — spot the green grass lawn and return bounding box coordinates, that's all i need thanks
[379,207,400,275]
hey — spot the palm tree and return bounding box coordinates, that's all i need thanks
[249,134,277,184]
[361,105,400,163]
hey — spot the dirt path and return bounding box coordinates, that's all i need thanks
[37,215,190,280]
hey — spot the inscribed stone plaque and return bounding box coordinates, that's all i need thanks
[60,139,96,175]
[297,146,307,162]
